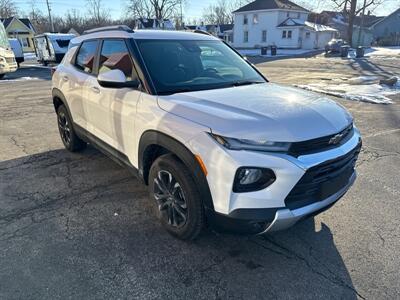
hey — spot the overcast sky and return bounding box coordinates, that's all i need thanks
[14,0,400,21]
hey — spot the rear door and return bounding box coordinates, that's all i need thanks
[84,38,142,161]
[63,39,99,130]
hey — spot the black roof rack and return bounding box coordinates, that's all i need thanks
[193,30,213,36]
[83,25,134,35]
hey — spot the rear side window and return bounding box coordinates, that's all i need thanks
[99,39,138,82]
[75,40,98,74]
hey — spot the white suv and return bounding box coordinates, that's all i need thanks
[52,26,362,240]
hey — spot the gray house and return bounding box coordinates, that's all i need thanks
[371,7,400,46]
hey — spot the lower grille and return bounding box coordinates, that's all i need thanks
[285,141,362,210]
[5,57,15,64]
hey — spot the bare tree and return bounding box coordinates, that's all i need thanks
[330,0,387,45]
[26,0,49,33]
[86,0,110,26]
[201,0,251,24]
[63,9,86,32]
[127,0,183,20]
[0,0,18,18]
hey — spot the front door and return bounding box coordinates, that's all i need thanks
[84,39,142,163]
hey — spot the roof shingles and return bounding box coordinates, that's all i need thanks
[234,0,309,13]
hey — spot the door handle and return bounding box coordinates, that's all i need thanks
[62,76,69,82]
[91,86,100,94]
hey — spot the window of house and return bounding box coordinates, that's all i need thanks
[244,15,248,25]
[297,12,301,18]
[253,14,258,24]
[282,30,287,38]
[75,40,98,74]
[286,12,289,17]
[244,31,249,43]
[262,30,267,42]
[99,39,137,82]
[305,31,310,38]
[288,30,292,38]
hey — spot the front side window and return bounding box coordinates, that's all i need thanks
[136,39,265,95]
[75,40,98,74]
[99,39,137,82]
[244,31,249,43]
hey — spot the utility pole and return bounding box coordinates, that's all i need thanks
[46,0,55,32]
[180,0,183,30]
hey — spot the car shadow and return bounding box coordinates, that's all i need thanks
[0,148,362,299]
[0,63,52,81]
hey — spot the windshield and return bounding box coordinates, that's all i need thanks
[0,22,10,49]
[136,39,265,95]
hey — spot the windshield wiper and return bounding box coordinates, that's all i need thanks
[158,88,193,95]
[232,80,264,87]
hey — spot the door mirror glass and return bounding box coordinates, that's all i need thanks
[97,69,139,88]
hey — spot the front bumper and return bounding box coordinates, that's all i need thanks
[187,127,361,234]
[0,63,18,74]
[261,171,356,233]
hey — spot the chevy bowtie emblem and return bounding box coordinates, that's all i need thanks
[329,133,344,145]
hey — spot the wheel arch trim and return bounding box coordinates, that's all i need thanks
[138,130,214,211]
[52,88,74,122]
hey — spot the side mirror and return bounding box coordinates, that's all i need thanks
[97,69,140,89]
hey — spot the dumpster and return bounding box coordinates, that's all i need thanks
[261,47,268,55]
[270,45,277,56]
[340,45,350,57]
[356,46,364,58]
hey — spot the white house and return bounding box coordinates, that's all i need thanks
[233,0,337,49]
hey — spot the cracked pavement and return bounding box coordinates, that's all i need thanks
[1,57,399,299]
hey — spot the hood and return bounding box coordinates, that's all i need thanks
[157,83,353,142]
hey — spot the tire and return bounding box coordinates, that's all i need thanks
[0,74,5,79]
[149,154,205,240]
[57,105,86,152]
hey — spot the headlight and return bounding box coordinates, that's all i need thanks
[209,133,291,152]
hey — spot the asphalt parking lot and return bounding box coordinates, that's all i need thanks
[1,56,399,299]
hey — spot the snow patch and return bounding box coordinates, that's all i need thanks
[295,76,399,104]
[0,77,42,82]
[365,47,400,58]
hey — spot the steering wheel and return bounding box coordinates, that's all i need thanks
[201,68,222,79]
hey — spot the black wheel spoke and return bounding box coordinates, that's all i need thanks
[153,170,188,228]
[174,205,187,223]
[58,112,71,145]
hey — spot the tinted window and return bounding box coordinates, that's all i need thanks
[136,39,265,95]
[75,40,98,74]
[99,39,137,81]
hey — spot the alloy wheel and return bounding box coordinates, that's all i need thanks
[58,111,71,146]
[153,170,188,228]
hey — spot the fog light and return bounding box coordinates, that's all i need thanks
[238,168,263,185]
[233,167,276,193]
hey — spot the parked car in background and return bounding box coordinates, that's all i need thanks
[9,38,24,67]
[0,21,17,79]
[52,26,362,240]
[325,39,347,53]
[34,33,75,65]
